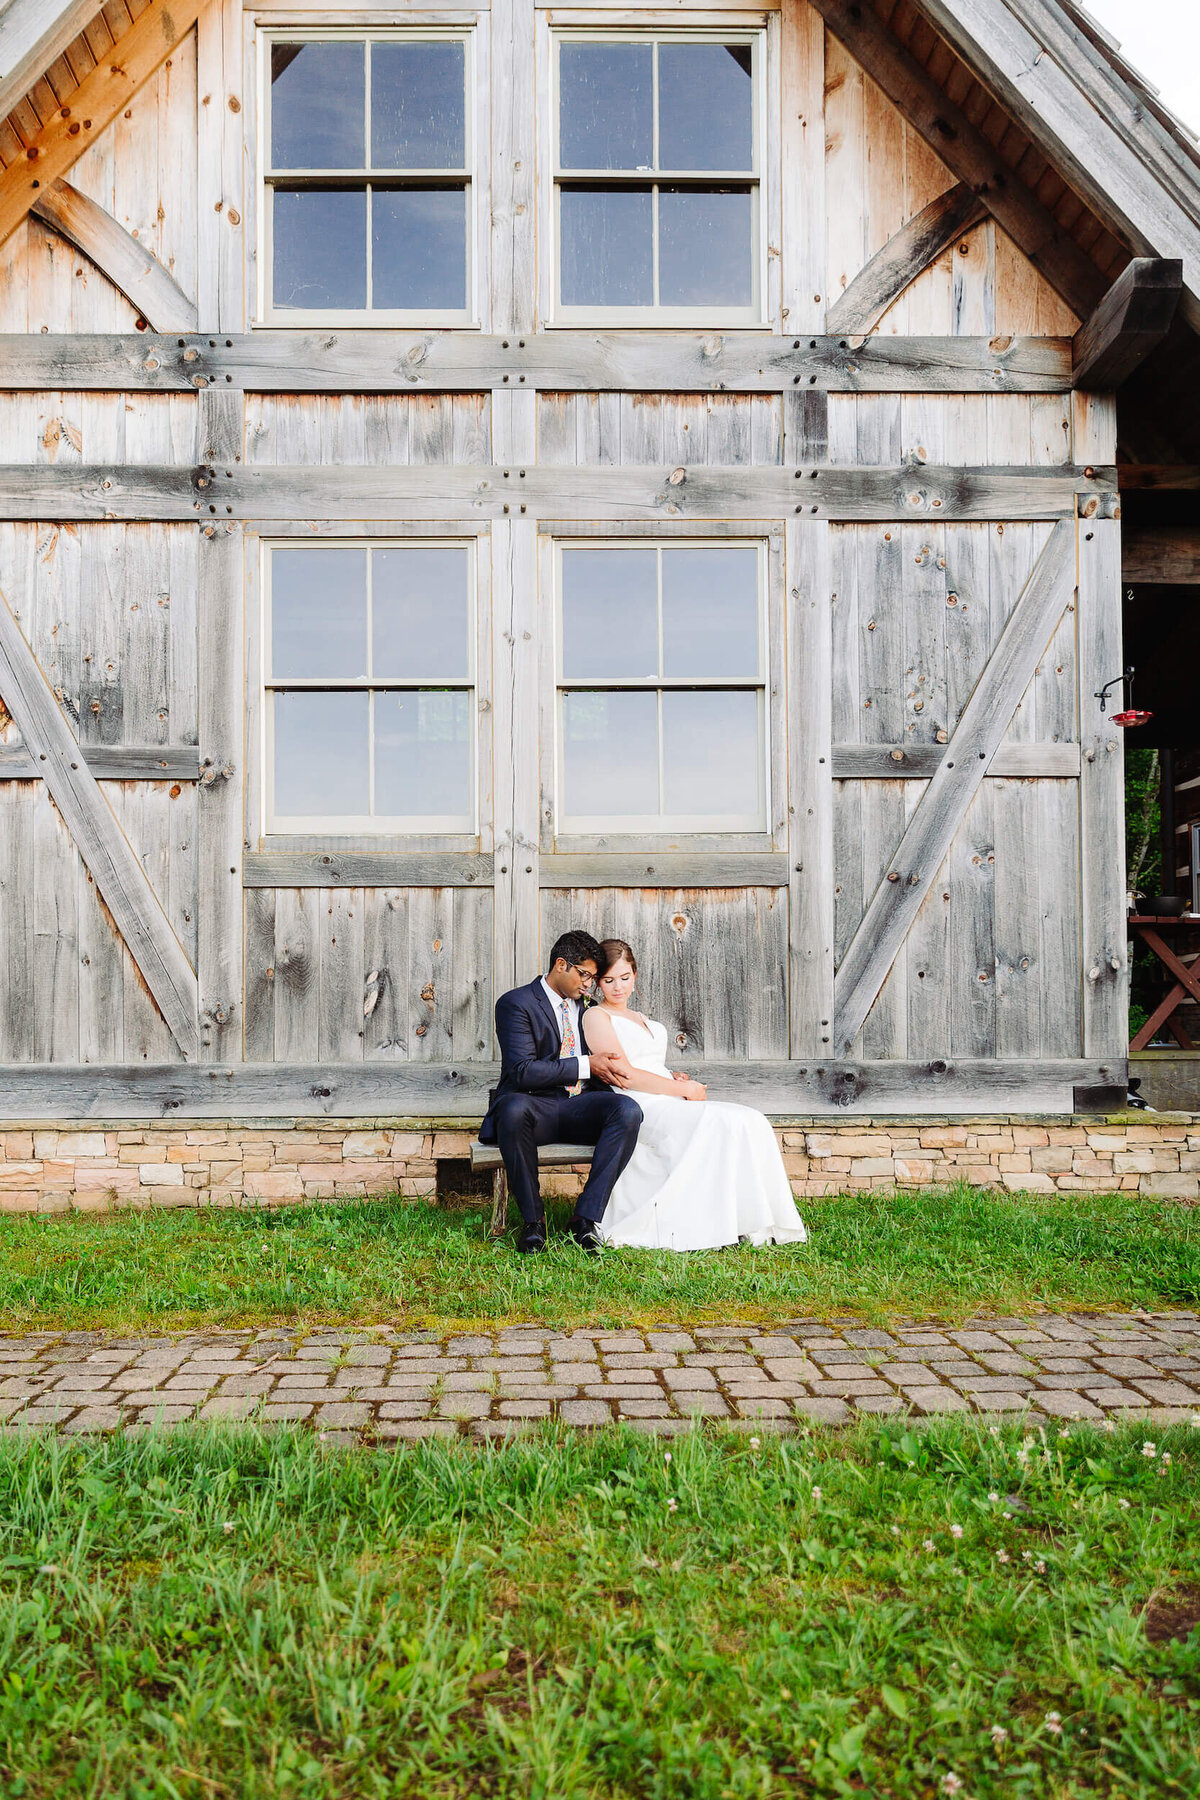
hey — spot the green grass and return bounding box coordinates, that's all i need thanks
[1,1419,1198,1797]
[0,1186,1196,1334]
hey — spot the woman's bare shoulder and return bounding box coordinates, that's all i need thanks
[582,1004,619,1048]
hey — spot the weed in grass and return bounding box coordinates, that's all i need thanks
[0,1418,1197,1797]
[0,1183,1196,1333]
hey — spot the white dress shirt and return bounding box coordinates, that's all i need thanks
[540,977,590,1083]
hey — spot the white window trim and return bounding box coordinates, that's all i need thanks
[551,535,771,835]
[548,26,769,329]
[261,535,480,836]
[255,25,481,329]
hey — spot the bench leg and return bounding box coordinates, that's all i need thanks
[489,1166,508,1239]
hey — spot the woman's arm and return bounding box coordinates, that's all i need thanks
[583,1009,704,1098]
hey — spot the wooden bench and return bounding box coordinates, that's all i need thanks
[469,1140,594,1237]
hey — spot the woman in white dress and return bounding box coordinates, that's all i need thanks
[582,939,807,1251]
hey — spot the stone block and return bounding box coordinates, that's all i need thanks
[850,1157,895,1178]
[1001,1173,1057,1194]
[894,1158,934,1184]
[436,1392,492,1419]
[909,1388,970,1415]
[56,1133,110,1158]
[433,1131,474,1158]
[1141,1174,1200,1198]
[792,1397,851,1424]
[1030,1390,1102,1418]
[559,1400,613,1425]
[244,1172,304,1200]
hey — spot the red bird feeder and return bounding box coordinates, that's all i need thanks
[1096,667,1153,728]
[1110,708,1154,728]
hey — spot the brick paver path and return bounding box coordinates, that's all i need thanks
[3,1311,1200,1441]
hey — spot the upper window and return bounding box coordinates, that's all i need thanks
[555,541,768,833]
[262,32,473,323]
[265,541,476,833]
[553,33,762,325]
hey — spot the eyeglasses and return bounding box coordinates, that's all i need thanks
[567,963,597,987]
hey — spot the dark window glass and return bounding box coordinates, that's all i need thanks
[372,189,467,310]
[272,547,367,678]
[658,188,753,306]
[560,187,652,307]
[270,42,364,169]
[273,691,369,817]
[561,548,658,677]
[373,547,470,678]
[559,42,652,169]
[371,41,465,169]
[273,188,366,310]
[658,44,753,170]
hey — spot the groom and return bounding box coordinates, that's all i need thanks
[479,930,642,1254]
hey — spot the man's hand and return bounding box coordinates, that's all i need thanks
[589,1049,634,1089]
[671,1070,690,1083]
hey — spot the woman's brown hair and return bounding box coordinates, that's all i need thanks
[597,938,638,977]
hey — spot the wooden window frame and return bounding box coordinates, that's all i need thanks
[245,522,493,853]
[539,523,785,851]
[542,20,776,331]
[252,23,485,329]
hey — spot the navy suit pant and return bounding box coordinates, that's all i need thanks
[488,1089,643,1225]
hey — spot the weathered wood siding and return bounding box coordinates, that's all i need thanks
[537,395,782,466]
[245,395,491,467]
[541,888,789,1059]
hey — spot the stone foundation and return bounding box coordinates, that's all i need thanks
[0,1115,1198,1212]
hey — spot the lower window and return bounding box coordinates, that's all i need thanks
[554,538,768,832]
[264,539,476,833]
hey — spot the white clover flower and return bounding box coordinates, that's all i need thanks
[924,1538,936,1553]
[1022,1550,1032,1563]
[989,1725,1008,1746]
[812,1486,822,1500]
[1161,1453,1172,1468]
[1118,1497,1131,1510]
[1058,1429,1070,1439]
[988,1491,1000,1503]
[950,1523,963,1539]
[989,1426,1001,1438]
[996,1549,1010,1564]
[1035,1560,1047,1574]
[664,1452,672,1464]
[941,1774,963,1795]
[891,1524,901,1537]
[1142,1442,1157,1458]
[222,1522,235,1533]
[1104,1420,1116,1432]
[749,1436,761,1450]
[1045,1711,1062,1737]
[667,1497,678,1513]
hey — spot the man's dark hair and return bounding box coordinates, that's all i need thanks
[547,930,602,974]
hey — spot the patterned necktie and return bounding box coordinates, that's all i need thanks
[560,999,582,1096]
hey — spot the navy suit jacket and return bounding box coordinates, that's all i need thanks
[478,979,596,1141]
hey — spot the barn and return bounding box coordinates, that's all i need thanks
[0,0,1198,1209]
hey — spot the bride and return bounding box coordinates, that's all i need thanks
[582,939,807,1251]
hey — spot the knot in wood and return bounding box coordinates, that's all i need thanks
[420,982,435,1004]
[667,467,687,486]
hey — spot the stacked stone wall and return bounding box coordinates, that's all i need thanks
[0,1116,1197,1212]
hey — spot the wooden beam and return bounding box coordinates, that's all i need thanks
[1116,466,1200,491]
[1123,527,1200,585]
[1073,259,1183,391]
[537,853,790,889]
[807,0,1107,320]
[906,0,1200,333]
[0,744,201,779]
[0,1057,1126,1121]
[827,183,988,334]
[0,463,1114,524]
[831,742,1082,778]
[246,851,495,888]
[0,332,1077,394]
[0,584,199,1058]
[30,179,199,332]
[0,0,203,253]
[832,519,1078,1056]
[0,0,98,122]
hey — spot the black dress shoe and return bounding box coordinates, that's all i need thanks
[516,1217,547,1254]
[568,1216,603,1255]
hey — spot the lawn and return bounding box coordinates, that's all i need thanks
[0,1185,1196,1334]
[0,1418,1197,1798]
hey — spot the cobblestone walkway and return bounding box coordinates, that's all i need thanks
[3,1311,1200,1442]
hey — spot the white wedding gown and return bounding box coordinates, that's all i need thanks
[595,1011,808,1251]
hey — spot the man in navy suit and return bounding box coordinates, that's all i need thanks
[479,929,642,1253]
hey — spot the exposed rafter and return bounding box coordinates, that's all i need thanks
[0,0,202,253]
[0,0,100,123]
[906,0,1200,332]
[1073,258,1182,391]
[31,178,198,332]
[808,0,1108,320]
[827,182,988,333]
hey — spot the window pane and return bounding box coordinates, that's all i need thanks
[375,691,471,820]
[270,42,364,169]
[373,546,470,678]
[663,690,760,817]
[658,44,753,171]
[659,188,753,307]
[272,547,367,679]
[559,42,652,170]
[273,691,369,818]
[372,189,467,310]
[371,41,465,169]
[562,690,657,816]
[560,187,652,308]
[273,188,366,311]
[662,546,759,677]
[561,548,658,677]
